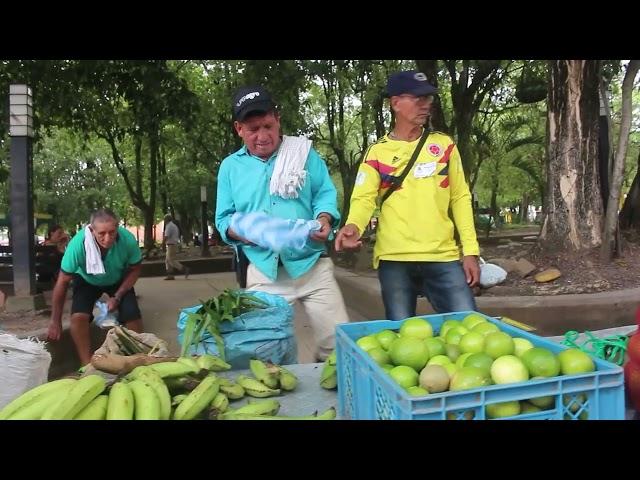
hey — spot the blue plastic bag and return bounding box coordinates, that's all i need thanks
[176,290,297,369]
[93,300,119,329]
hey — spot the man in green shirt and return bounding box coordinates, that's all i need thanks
[47,209,144,365]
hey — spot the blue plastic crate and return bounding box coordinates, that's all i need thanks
[336,312,625,420]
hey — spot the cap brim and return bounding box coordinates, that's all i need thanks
[408,84,438,96]
[235,100,275,121]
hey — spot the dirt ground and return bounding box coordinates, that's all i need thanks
[334,227,640,297]
[478,231,640,296]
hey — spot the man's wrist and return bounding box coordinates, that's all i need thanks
[317,213,333,224]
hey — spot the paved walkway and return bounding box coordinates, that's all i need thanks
[134,272,367,364]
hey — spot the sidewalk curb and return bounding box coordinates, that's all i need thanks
[335,268,639,336]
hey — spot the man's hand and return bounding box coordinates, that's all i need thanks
[227,227,256,246]
[335,224,363,252]
[107,295,120,313]
[46,321,62,342]
[463,255,480,288]
[310,216,332,242]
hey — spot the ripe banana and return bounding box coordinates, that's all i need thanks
[149,361,199,378]
[74,395,108,420]
[41,375,106,420]
[277,366,298,391]
[126,366,171,420]
[107,382,135,420]
[320,364,337,390]
[218,378,245,399]
[128,379,161,420]
[210,392,229,414]
[249,359,280,389]
[221,407,337,420]
[224,399,280,417]
[196,354,232,372]
[173,375,220,420]
[0,378,77,420]
[236,375,281,398]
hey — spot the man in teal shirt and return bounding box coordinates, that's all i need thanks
[47,208,144,365]
[215,85,349,361]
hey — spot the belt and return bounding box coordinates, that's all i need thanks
[278,252,329,266]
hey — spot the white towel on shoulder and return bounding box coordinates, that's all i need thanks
[270,135,312,199]
[84,225,105,275]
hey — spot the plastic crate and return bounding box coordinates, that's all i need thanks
[336,312,625,420]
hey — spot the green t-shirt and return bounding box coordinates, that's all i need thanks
[61,226,142,286]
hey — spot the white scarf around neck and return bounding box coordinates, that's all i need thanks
[84,225,106,275]
[269,135,312,199]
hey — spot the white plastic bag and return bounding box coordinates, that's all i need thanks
[0,333,52,409]
[93,300,119,329]
[479,257,508,288]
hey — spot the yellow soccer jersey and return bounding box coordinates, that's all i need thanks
[345,131,480,268]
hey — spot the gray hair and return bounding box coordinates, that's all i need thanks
[90,208,119,226]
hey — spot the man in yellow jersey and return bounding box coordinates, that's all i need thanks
[335,70,480,320]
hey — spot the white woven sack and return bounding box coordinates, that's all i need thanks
[0,333,52,409]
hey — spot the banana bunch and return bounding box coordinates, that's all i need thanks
[218,399,280,419]
[320,350,338,390]
[173,375,220,420]
[236,374,281,398]
[249,359,298,392]
[0,378,78,420]
[0,355,321,421]
[218,378,246,399]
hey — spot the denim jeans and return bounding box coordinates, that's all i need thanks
[378,260,477,320]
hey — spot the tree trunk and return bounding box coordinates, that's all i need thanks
[415,60,449,133]
[601,60,640,262]
[520,192,530,223]
[540,60,603,251]
[620,151,640,229]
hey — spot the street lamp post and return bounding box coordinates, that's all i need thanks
[200,186,210,257]
[9,84,36,298]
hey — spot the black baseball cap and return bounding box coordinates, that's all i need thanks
[385,71,438,97]
[232,85,276,121]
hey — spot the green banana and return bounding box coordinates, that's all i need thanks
[210,393,229,413]
[172,394,189,407]
[41,375,106,420]
[106,382,135,420]
[128,367,172,420]
[249,359,280,389]
[277,366,298,391]
[320,363,337,390]
[220,407,337,420]
[223,399,280,417]
[218,378,245,399]
[236,375,281,398]
[74,395,108,420]
[176,357,202,372]
[326,350,337,366]
[7,388,70,420]
[148,361,198,378]
[0,378,77,420]
[128,379,161,420]
[173,375,220,420]
[196,354,232,372]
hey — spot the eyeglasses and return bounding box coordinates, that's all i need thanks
[397,94,435,105]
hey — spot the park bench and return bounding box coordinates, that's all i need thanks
[0,244,62,285]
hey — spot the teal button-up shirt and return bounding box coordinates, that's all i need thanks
[215,143,340,281]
